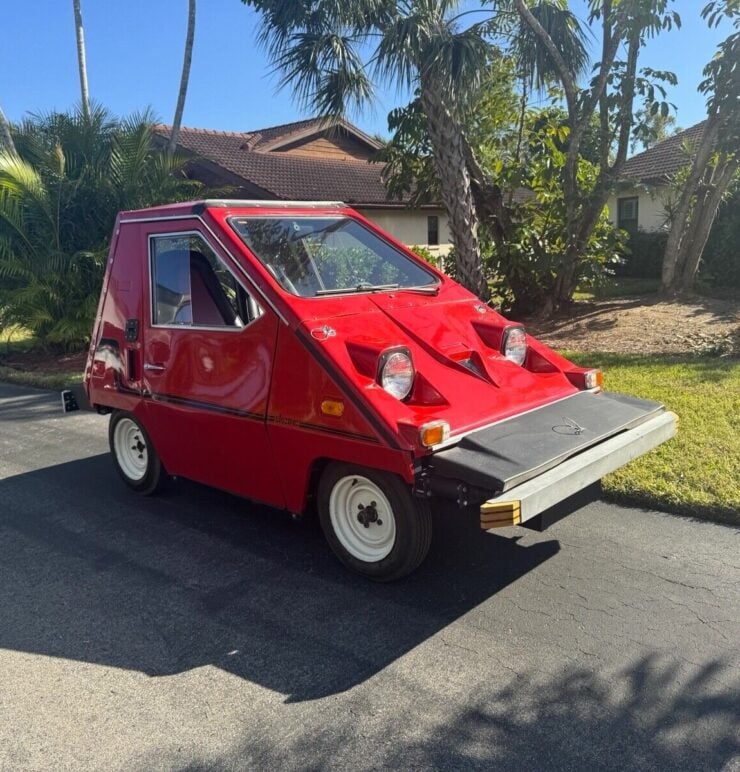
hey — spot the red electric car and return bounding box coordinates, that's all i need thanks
[84,200,676,580]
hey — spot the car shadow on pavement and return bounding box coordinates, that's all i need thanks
[0,454,559,702]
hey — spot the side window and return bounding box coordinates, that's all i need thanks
[150,234,260,328]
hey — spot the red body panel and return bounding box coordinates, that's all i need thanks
[85,200,593,514]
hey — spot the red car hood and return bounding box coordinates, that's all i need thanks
[298,290,580,449]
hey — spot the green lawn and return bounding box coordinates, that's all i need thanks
[0,365,83,390]
[565,352,740,524]
[574,277,660,301]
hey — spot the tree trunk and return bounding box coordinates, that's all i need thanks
[72,0,90,119]
[661,116,721,292]
[168,0,196,156]
[420,86,487,300]
[0,106,16,155]
[674,157,739,291]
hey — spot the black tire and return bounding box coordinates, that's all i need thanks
[108,410,166,495]
[317,463,432,581]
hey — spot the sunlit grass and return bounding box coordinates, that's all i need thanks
[565,352,740,524]
[0,365,82,390]
[574,277,660,301]
[1,326,35,352]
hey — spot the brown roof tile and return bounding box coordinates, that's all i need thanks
[154,122,406,205]
[621,121,707,183]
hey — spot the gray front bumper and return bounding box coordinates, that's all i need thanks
[480,409,677,528]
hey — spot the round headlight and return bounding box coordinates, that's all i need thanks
[503,327,527,366]
[380,351,414,400]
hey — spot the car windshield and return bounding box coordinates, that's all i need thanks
[229,216,438,298]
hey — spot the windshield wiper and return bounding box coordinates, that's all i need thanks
[394,285,440,295]
[315,283,399,296]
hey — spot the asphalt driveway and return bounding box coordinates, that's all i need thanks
[0,382,738,771]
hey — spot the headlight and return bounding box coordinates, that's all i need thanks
[379,349,414,400]
[503,326,527,366]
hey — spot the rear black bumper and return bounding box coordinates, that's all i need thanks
[426,391,665,496]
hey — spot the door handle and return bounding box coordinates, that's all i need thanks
[143,362,166,373]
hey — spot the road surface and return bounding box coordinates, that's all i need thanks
[0,383,738,771]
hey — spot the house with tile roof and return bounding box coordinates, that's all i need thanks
[154,117,452,257]
[606,121,706,234]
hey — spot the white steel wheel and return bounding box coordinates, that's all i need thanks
[108,411,165,495]
[113,417,149,482]
[318,463,433,582]
[329,475,397,562]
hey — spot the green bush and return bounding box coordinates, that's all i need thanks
[699,189,740,289]
[615,229,666,279]
[0,105,200,351]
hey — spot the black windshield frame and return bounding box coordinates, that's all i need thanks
[228,215,439,298]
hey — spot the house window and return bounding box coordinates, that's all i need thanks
[617,197,639,235]
[427,215,439,246]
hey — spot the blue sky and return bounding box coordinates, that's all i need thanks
[1,0,732,140]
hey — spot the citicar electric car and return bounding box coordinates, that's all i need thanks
[84,200,677,580]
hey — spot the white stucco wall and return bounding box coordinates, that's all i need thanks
[356,207,452,256]
[606,185,671,233]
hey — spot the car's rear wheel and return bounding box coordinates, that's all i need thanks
[318,463,432,581]
[109,411,165,495]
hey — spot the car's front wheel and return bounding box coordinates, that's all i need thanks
[109,411,165,495]
[318,463,432,581]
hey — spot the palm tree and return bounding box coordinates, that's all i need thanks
[72,0,91,118]
[247,0,491,298]
[0,106,15,155]
[509,1,588,165]
[0,106,199,349]
[169,0,197,156]
[245,0,590,301]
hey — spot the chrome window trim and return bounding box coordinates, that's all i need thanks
[148,230,262,333]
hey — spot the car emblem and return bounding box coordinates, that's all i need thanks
[474,304,487,314]
[311,325,337,341]
[552,416,585,435]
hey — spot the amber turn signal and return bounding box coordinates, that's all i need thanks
[321,399,345,417]
[584,369,604,390]
[419,420,450,448]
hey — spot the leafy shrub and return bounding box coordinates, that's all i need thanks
[699,189,740,289]
[615,229,667,279]
[0,105,200,350]
[410,244,458,278]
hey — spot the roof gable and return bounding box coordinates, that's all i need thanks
[252,117,382,156]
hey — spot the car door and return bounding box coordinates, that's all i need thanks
[139,221,285,508]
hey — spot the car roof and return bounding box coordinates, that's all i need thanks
[119,199,348,220]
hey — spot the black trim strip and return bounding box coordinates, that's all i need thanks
[148,391,378,443]
[295,327,401,449]
[150,392,264,420]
